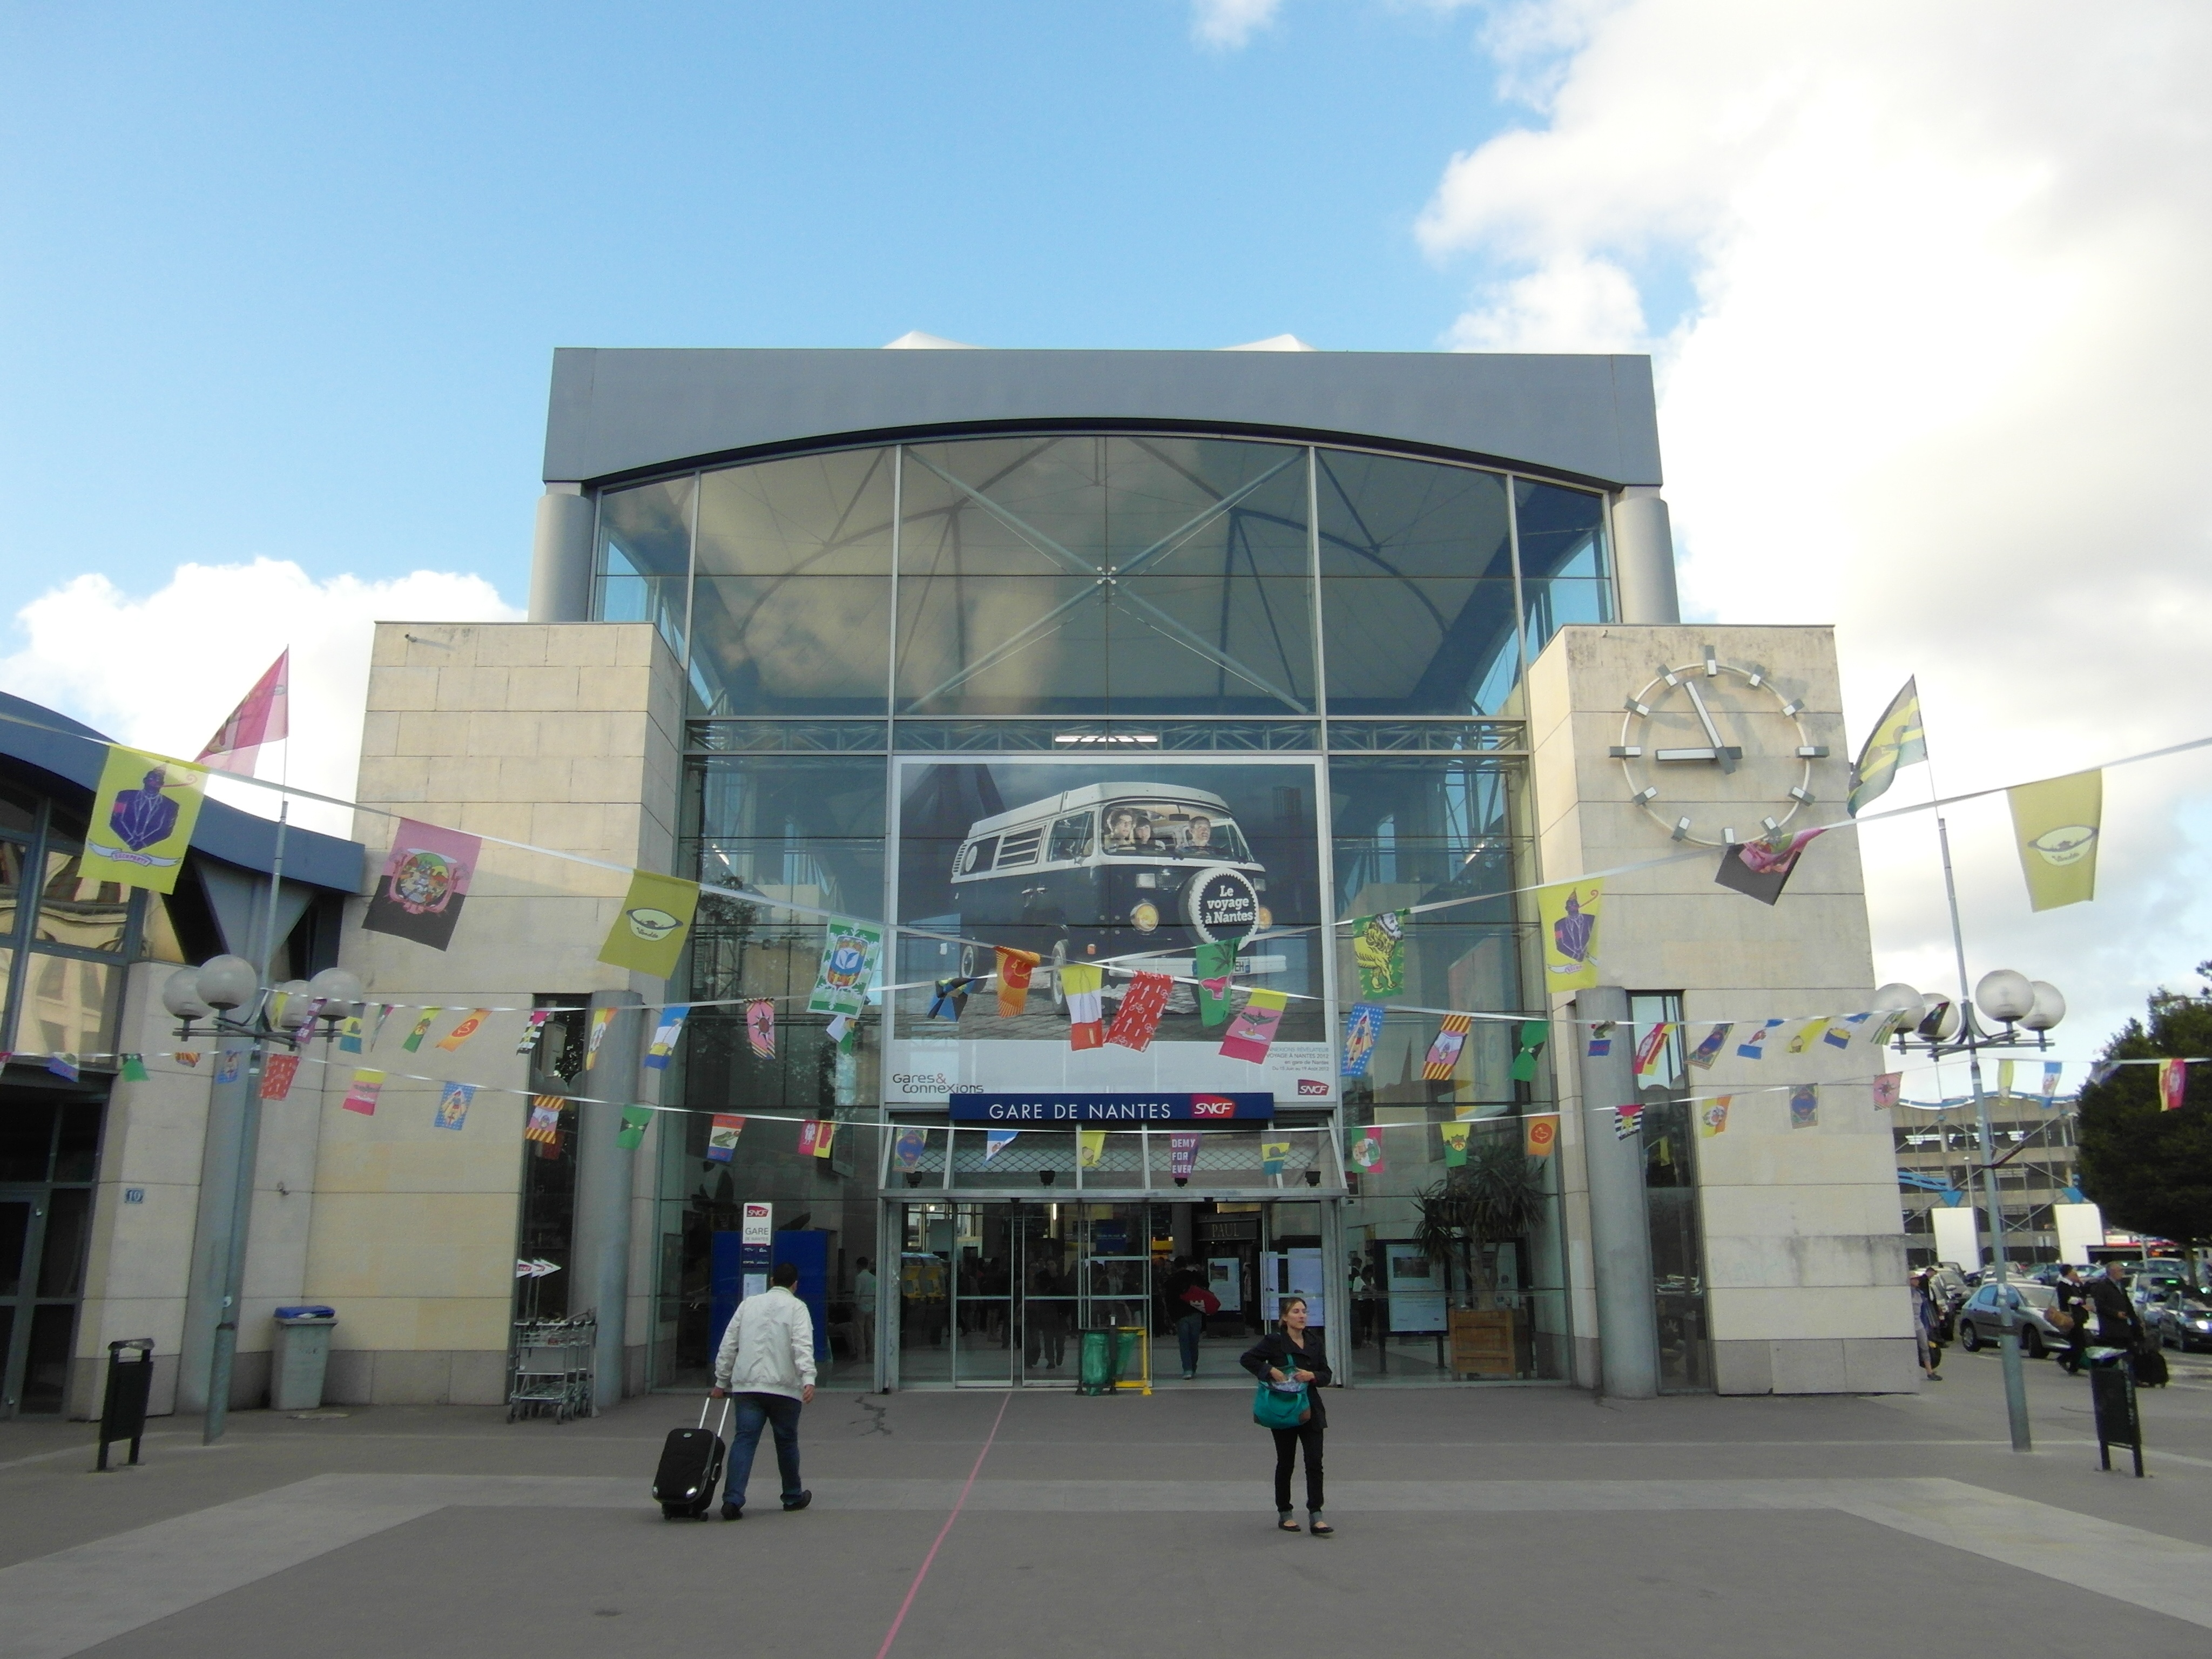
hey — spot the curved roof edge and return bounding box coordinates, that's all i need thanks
[544,348,1662,492]
[0,692,366,893]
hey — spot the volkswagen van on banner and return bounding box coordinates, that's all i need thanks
[887,757,1333,1104]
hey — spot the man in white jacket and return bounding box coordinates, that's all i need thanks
[709,1260,817,1520]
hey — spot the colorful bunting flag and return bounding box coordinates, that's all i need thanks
[644,1006,689,1070]
[1441,1121,1472,1166]
[1785,1019,1827,1055]
[1824,1015,1862,1050]
[338,1016,365,1055]
[1698,1097,1730,1137]
[1714,828,1826,906]
[1220,989,1287,1064]
[46,1053,79,1082]
[1351,1128,1387,1177]
[1195,940,1238,1028]
[827,1013,859,1054]
[259,1053,300,1100]
[1632,1022,1675,1079]
[1340,1002,1385,1078]
[195,650,288,776]
[1789,1084,1819,1129]
[929,977,975,1022]
[1260,1137,1290,1177]
[2040,1061,2062,1101]
[1509,1020,1550,1083]
[597,869,702,977]
[1847,677,1925,817]
[798,1118,836,1158]
[1106,972,1173,1051]
[1536,881,1602,990]
[83,747,207,894]
[1078,1129,1107,1169]
[516,1010,551,1056]
[1737,1020,1783,1060]
[1424,1015,1473,1082]
[1352,912,1407,997]
[1168,1131,1202,1181]
[585,1007,613,1067]
[402,1009,441,1053]
[215,1051,244,1085]
[433,1082,475,1130]
[120,1053,150,1082]
[617,1105,653,1151]
[895,1126,929,1171]
[809,918,883,1017]
[174,1051,201,1068]
[2159,1057,2187,1112]
[984,1128,1019,1163]
[1688,1024,1730,1069]
[368,1005,393,1047]
[1614,1104,1643,1141]
[2008,769,2101,912]
[2087,1061,2119,1088]
[994,947,1042,1018]
[437,1009,491,1052]
[1997,1059,2016,1100]
[746,1000,777,1059]
[1872,1073,1901,1109]
[1586,1021,1615,1057]
[362,819,480,951]
[524,1095,563,1145]
[706,1114,745,1162]
[341,1069,384,1116]
[1062,963,1105,1050]
[1523,1114,1558,1158]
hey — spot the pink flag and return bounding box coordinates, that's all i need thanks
[1105,972,1174,1052]
[196,650,289,777]
[1219,989,1287,1063]
[1872,1073,1902,1109]
[341,1069,385,1116]
[746,1000,776,1059]
[2159,1057,2187,1111]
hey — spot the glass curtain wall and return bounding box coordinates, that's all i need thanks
[610,431,1616,1388]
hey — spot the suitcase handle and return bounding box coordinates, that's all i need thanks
[699,1394,731,1434]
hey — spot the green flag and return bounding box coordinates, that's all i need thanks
[1193,940,1237,1028]
[1847,677,1926,815]
[616,1105,654,1150]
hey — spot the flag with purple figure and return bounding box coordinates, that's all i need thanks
[1537,881,1602,990]
[83,747,207,894]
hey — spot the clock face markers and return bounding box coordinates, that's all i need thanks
[1617,649,1820,847]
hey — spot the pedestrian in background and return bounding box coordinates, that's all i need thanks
[2053,1264,2092,1374]
[710,1260,815,1520]
[2088,1260,2142,1351]
[1241,1295,1332,1535]
[1164,1256,1211,1379]
[853,1256,878,1366]
[1911,1270,1946,1383]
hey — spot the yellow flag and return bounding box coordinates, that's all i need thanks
[1997,1059,2015,1100]
[597,869,703,977]
[1785,1019,1827,1054]
[1440,1121,1472,1166]
[1523,1114,1559,1158]
[1536,880,1602,990]
[1078,1129,1107,1168]
[1698,1097,1730,1137]
[82,746,207,894]
[2007,770,2100,911]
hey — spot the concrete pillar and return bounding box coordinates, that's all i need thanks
[528,486,595,623]
[573,990,643,1410]
[177,1032,262,1413]
[1612,490,1681,625]
[1575,986,1660,1399]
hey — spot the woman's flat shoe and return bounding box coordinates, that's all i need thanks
[1309,1519,1334,1536]
[1277,1516,1301,1532]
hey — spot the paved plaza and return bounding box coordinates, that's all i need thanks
[5,1350,2212,1658]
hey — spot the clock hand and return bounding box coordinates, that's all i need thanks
[1682,678,1737,774]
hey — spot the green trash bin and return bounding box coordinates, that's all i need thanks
[1078,1328,1117,1395]
[1114,1327,1142,1386]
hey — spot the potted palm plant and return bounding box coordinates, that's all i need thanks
[1414,1128,1549,1378]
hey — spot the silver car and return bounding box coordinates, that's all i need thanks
[2151,1293,2212,1353]
[1954,1281,2071,1359]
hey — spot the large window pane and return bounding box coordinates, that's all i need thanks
[896,435,1314,716]
[595,476,693,657]
[695,448,893,578]
[1321,578,1521,716]
[37,850,130,954]
[22,953,113,1060]
[1514,480,1612,657]
[686,755,887,922]
[0,839,25,942]
[1319,450,1512,581]
[687,577,891,716]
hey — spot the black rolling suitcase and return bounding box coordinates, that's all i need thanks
[653,1397,732,1519]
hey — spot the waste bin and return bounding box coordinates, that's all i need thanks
[272,1306,338,1411]
[1078,1327,1118,1395]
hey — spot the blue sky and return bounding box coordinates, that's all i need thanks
[2,2,1532,600]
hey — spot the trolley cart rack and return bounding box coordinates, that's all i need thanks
[509,1312,597,1422]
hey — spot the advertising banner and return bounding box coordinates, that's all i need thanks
[886,758,1331,1104]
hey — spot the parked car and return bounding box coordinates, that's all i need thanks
[1925,1264,1971,1311]
[1954,1281,2071,1359]
[2149,1292,2212,1353]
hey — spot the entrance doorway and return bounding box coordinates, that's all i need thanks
[1,1100,100,1418]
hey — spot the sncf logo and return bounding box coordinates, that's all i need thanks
[1297,1080,1330,1096]
[1191,1096,1236,1118]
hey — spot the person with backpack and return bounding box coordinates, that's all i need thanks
[709,1260,816,1520]
[1240,1294,1332,1535]
[1164,1256,1217,1378]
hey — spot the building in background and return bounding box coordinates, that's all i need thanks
[1896,1093,2095,1269]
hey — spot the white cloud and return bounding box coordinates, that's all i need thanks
[1192,0,1284,49]
[1444,251,1646,350]
[1,559,520,838]
[1421,1,2212,1057]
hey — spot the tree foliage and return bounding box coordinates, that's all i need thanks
[2075,961,2212,1250]
[1413,1129,1551,1307]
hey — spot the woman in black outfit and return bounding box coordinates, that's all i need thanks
[1240,1294,1332,1535]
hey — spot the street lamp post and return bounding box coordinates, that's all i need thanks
[161,956,361,1442]
[1874,961,2064,1453]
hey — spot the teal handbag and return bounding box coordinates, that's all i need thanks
[1252,1345,1311,1429]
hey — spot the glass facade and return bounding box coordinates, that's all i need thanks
[597,430,1617,1390]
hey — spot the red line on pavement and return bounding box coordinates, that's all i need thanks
[874,1391,1013,1659]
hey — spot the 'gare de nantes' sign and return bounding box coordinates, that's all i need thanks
[947,1091,1274,1123]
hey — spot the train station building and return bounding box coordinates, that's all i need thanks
[19,343,1917,1419]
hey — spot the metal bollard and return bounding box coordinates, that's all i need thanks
[97,1339,156,1472]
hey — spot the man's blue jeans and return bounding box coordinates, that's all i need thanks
[1176,1313,1205,1374]
[726,1392,803,1510]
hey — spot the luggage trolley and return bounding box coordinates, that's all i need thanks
[509,1312,596,1422]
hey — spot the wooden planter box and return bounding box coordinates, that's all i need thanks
[1448,1309,1524,1379]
